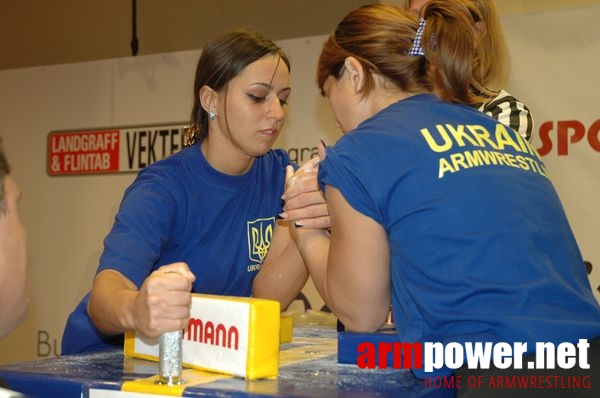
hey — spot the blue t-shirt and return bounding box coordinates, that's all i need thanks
[62,142,290,354]
[319,94,600,377]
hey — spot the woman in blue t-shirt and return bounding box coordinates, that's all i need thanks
[61,29,328,355]
[288,2,600,395]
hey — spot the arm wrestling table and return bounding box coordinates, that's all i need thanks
[0,327,455,398]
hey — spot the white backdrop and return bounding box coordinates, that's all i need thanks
[1,5,599,364]
[502,6,600,303]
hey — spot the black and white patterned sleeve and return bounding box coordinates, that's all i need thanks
[478,90,534,141]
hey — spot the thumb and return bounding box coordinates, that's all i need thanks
[285,165,295,189]
[285,165,294,182]
[163,262,196,283]
[318,140,327,160]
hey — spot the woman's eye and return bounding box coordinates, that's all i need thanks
[247,93,288,107]
[247,94,266,103]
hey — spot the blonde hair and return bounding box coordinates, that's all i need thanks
[469,0,509,91]
[419,0,509,92]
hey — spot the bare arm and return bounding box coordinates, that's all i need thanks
[252,220,309,310]
[291,186,391,332]
[254,150,331,309]
[88,263,195,338]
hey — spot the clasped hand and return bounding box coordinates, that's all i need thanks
[135,262,196,338]
[280,141,330,229]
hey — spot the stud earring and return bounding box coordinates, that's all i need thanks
[209,111,216,120]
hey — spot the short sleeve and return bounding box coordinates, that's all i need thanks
[318,135,382,224]
[98,168,179,287]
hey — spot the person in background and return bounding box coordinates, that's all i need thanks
[0,138,27,340]
[407,0,533,140]
[61,29,327,355]
[283,0,535,232]
[289,3,600,396]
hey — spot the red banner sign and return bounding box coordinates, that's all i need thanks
[47,124,188,175]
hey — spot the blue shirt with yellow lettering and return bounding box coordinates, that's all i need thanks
[319,93,600,377]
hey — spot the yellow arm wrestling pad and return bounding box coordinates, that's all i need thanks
[279,315,293,344]
[124,293,280,380]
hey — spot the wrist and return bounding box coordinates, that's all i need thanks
[291,224,329,252]
[117,289,138,332]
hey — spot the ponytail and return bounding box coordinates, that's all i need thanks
[421,0,488,105]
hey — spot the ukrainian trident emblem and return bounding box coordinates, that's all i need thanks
[247,217,274,263]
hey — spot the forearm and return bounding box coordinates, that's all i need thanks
[293,227,389,332]
[298,187,391,332]
[253,230,309,310]
[87,269,138,335]
[326,239,390,332]
[290,228,332,309]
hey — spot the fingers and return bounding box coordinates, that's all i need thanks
[280,181,328,225]
[284,202,331,229]
[283,155,320,198]
[281,148,330,229]
[137,262,195,336]
[284,165,295,190]
[284,140,326,199]
[281,190,331,230]
[283,190,325,213]
[298,155,320,172]
[158,262,196,283]
[318,140,327,160]
[290,215,331,230]
[283,169,320,201]
[285,161,316,190]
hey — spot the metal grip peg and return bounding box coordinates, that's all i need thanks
[157,329,183,385]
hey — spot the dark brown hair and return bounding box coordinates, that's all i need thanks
[185,29,291,146]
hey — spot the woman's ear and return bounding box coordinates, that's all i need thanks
[473,21,486,45]
[199,85,217,114]
[343,56,366,93]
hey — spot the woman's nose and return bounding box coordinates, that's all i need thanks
[267,97,285,121]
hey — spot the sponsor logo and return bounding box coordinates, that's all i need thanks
[183,317,239,350]
[537,119,600,156]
